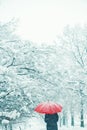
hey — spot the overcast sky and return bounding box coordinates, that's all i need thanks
[0,0,87,44]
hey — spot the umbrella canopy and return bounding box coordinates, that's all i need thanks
[34,101,62,114]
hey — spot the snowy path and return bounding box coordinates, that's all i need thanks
[13,117,87,130]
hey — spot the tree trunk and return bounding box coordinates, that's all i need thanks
[62,113,66,125]
[9,123,12,130]
[71,113,74,126]
[80,96,84,127]
[80,108,84,127]
[59,116,62,127]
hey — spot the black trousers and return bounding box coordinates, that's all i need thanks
[46,123,58,130]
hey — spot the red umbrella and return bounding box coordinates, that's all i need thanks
[34,101,62,114]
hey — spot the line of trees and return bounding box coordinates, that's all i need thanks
[0,20,87,129]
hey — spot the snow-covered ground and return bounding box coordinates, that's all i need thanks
[13,116,87,130]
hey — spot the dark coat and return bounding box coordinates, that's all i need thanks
[45,113,59,130]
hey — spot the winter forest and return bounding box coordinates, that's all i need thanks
[0,0,87,130]
[0,19,87,130]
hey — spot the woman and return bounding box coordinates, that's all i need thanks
[45,113,59,130]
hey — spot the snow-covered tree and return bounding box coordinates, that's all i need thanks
[56,25,87,127]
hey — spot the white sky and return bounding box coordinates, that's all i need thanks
[0,0,87,44]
